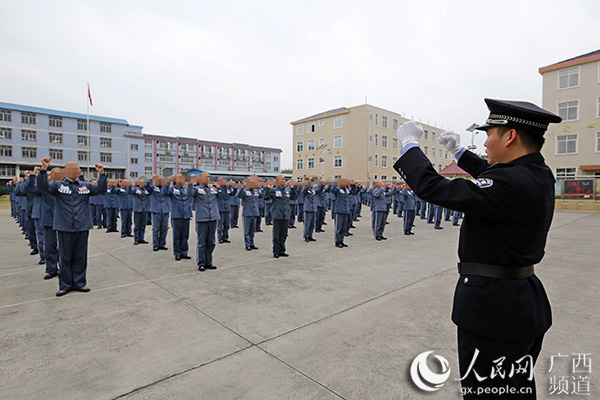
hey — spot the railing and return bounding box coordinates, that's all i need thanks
[554,177,600,202]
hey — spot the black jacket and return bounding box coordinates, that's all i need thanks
[394,148,552,340]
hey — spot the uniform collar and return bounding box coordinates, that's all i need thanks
[489,152,544,169]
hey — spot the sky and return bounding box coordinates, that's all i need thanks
[2,0,600,169]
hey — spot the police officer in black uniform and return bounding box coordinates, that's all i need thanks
[394,99,561,399]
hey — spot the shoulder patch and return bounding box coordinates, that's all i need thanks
[474,178,494,188]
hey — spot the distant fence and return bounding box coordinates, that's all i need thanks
[555,177,600,201]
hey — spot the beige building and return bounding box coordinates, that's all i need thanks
[539,49,600,178]
[290,104,458,182]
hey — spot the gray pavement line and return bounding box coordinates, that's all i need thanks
[111,344,255,400]
[255,346,347,400]
[256,265,456,347]
[0,265,43,277]
[548,212,595,231]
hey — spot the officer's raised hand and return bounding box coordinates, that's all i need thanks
[32,166,40,175]
[95,163,104,174]
[439,131,463,156]
[396,121,423,148]
[41,157,52,170]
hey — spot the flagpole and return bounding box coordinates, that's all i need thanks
[87,82,91,178]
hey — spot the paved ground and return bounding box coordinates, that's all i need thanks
[0,209,598,399]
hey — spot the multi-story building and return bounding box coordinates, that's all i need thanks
[290,104,458,182]
[539,49,600,179]
[0,102,282,184]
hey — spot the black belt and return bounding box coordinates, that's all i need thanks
[457,262,534,280]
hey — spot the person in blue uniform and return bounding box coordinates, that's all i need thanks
[116,179,134,238]
[229,189,240,228]
[301,180,323,242]
[328,179,351,248]
[256,185,265,232]
[370,181,392,241]
[92,181,105,229]
[37,158,106,296]
[264,176,298,258]
[401,184,416,235]
[315,185,327,233]
[237,177,261,251]
[147,175,170,251]
[166,174,193,260]
[296,187,304,223]
[34,167,61,279]
[394,98,561,399]
[452,209,463,226]
[130,178,151,245]
[24,169,46,265]
[188,172,219,270]
[103,180,119,232]
[16,173,39,254]
[288,194,297,229]
[433,203,443,230]
[215,177,234,244]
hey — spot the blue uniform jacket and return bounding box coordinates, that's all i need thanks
[188,184,219,222]
[328,185,351,214]
[301,185,324,213]
[264,186,297,220]
[129,186,151,213]
[166,184,193,219]
[146,184,170,214]
[217,186,236,212]
[116,187,134,209]
[103,187,120,208]
[24,174,43,219]
[236,187,261,217]
[37,170,107,232]
[401,188,416,210]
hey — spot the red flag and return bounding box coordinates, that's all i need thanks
[87,82,93,106]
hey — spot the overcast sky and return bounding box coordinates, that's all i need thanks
[3,0,600,168]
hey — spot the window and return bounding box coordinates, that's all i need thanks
[424,130,428,140]
[48,132,63,144]
[392,119,399,130]
[131,158,138,164]
[318,119,324,126]
[78,151,89,162]
[49,148,63,160]
[77,135,88,146]
[22,146,37,158]
[381,175,387,181]
[381,155,388,168]
[374,133,379,147]
[334,135,342,148]
[556,167,576,178]
[334,155,342,168]
[556,134,578,154]
[308,122,316,133]
[392,175,398,182]
[597,97,600,118]
[296,141,304,152]
[131,144,139,151]
[439,164,442,170]
[392,156,398,164]
[307,139,315,151]
[0,127,12,139]
[375,113,379,126]
[439,148,442,158]
[596,132,600,152]
[308,157,315,169]
[145,167,153,176]
[130,171,138,178]
[48,116,63,128]
[374,154,379,167]
[145,139,152,149]
[180,156,194,164]
[100,122,112,133]
[145,153,153,162]
[334,115,343,129]
[100,137,112,148]
[424,146,428,155]
[0,109,11,122]
[21,130,37,142]
[21,112,36,125]
[0,144,12,157]
[432,146,436,157]
[382,135,388,148]
[159,154,173,163]
[296,124,304,135]
[432,132,436,141]
[0,164,16,176]
[77,119,87,130]
[558,67,579,89]
[445,151,449,159]
[318,137,325,146]
[374,174,378,180]
[382,115,388,128]
[558,100,579,121]
[392,137,398,150]
[100,152,112,163]
[274,156,279,161]
[296,158,304,169]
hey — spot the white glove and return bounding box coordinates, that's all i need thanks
[438,131,462,156]
[396,121,423,148]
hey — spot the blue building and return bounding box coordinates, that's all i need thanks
[0,102,282,183]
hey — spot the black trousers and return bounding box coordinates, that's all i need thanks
[57,230,89,291]
[458,328,544,399]
[272,219,288,256]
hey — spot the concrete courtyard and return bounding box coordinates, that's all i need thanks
[0,209,598,399]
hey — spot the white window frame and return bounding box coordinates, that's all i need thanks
[296,141,304,152]
[556,134,578,155]
[131,158,138,165]
[296,158,304,170]
[318,137,325,146]
[318,119,324,126]
[424,130,428,140]
[595,132,600,153]
[100,152,112,163]
[381,115,388,128]
[375,113,379,126]
[130,144,139,151]
[392,119,399,130]
[49,148,63,160]
[78,151,89,162]
[374,153,379,167]
[145,167,153,176]
[424,146,428,156]
[307,157,315,169]
[392,137,398,150]
[432,146,436,157]
[307,139,315,151]
[431,131,436,142]
[308,122,316,133]
[382,135,388,148]
[334,116,343,129]
[145,153,153,162]
[333,135,342,148]
[374,133,379,147]
[558,100,579,121]
[334,155,342,168]
[556,167,576,178]
[381,154,388,168]
[597,97,600,118]
[558,66,580,90]
[145,139,152,149]
[296,124,304,135]
[49,132,63,144]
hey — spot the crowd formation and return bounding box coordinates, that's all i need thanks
[4,157,463,296]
